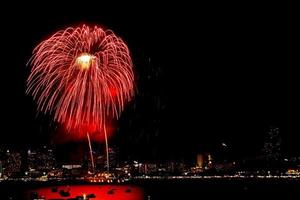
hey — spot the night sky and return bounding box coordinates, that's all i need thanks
[1,3,299,161]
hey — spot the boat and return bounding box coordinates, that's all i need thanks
[107,189,115,194]
[125,188,132,193]
[59,190,70,197]
[87,193,96,198]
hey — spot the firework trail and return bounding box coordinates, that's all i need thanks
[27,25,134,173]
[87,132,95,173]
[26,25,134,132]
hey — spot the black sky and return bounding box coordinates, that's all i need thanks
[1,3,299,161]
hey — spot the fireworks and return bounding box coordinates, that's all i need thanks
[26,25,134,132]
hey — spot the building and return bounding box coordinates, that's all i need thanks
[108,147,119,169]
[197,154,204,169]
[136,163,158,175]
[95,154,106,171]
[0,161,2,178]
[262,126,282,162]
[207,154,213,168]
[27,146,56,174]
[62,164,84,176]
[192,153,214,173]
[97,147,119,171]
[2,150,22,177]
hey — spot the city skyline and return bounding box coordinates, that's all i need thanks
[1,140,300,180]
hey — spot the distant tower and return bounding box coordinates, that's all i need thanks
[0,161,2,177]
[196,154,204,168]
[104,147,119,170]
[262,126,282,161]
[207,154,213,168]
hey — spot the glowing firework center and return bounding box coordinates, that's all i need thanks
[76,54,94,70]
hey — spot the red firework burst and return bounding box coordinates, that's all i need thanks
[26,25,134,133]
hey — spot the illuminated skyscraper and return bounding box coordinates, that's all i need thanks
[197,154,204,168]
[103,147,119,170]
[262,126,281,161]
[207,154,213,169]
[0,161,2,177]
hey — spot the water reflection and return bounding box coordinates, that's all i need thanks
[27,185,144,200]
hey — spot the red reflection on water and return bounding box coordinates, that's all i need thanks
[29,185,144,200]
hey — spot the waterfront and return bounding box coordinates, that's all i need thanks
[1,178,300,199]
[28,185,144,200]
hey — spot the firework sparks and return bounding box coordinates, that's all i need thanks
[26,25,134,132]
